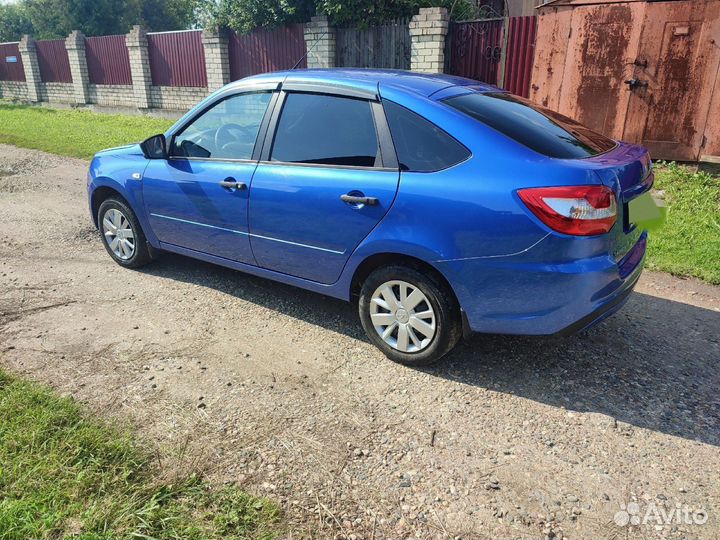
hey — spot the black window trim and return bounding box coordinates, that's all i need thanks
[167,86,280,164]
[381,98,472,173]
[258,89,399,172]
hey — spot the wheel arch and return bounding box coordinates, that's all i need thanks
[90,184,130,227]
[349,252,460,309]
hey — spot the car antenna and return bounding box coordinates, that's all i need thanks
[291,28,327,69]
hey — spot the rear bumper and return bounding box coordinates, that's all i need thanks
[448,232,647,336]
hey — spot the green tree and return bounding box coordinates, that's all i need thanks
[200,0,314,34]
[200,0,485,34]
[129,0,201,32]
[0,3,34,41]
[22,0,199,39]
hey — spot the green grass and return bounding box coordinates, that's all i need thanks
[0,369,281,540]
[0,104,173,159]
[647,163,720,284]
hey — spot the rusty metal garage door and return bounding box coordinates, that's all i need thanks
[531,0,720,162]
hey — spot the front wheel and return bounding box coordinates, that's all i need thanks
[98,198,151,268]
[358,265,462,366]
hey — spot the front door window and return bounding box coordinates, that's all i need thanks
[171,92,272,160]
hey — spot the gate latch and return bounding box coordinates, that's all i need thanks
[624,79,648,91]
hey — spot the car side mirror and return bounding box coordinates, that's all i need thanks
[140,134,168,159]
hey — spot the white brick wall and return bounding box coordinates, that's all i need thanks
[88,84,136,108]
[0,81,28,101]
[38,82,75,104]
[149,86,208,111]
[304,16,336,68]
[409,7,449,74]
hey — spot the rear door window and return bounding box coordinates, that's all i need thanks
[383,100,470,172]
[443,92,617,159]
[270,93,380,167]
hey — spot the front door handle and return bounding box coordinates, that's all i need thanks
[341,194,379,206]
[219,178,247,190]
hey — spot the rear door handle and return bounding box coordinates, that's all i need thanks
[219,178,247,190]
[340,194,379,206]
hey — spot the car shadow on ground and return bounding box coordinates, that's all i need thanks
[143,253,720,446]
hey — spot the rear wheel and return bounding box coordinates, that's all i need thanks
[98,198,151,268]
[358,265,461,366]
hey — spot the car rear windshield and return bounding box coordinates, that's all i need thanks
[442,92,617,159]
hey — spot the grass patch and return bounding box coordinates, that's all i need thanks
[647,163,720,285]
[0,369,281,539]
[0,104,173,160]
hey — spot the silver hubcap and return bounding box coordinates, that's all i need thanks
[370,280,436,353]
[102,208,135,260]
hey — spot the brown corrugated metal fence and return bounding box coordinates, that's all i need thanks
[503,16,537,97]
[147,30,207,87]
[228,25,306,81]
[0,42,25,81]
[85,35,132,85]
[35,39,72,83]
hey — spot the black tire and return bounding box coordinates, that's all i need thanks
[358,265,462,366]
[97,197,152,268]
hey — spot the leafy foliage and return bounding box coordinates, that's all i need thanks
[0,3,34,42]
[199,0,484,34]
[198,0,314,34]
[0,0,200,40]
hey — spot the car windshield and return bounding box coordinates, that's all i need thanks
[442,91,617,159]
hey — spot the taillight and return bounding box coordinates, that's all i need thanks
[517,185,617,236]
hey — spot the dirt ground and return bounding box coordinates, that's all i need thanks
[1,144,719,539]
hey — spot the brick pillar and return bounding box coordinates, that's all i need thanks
[303,15,335,68]
[126,25,152,109]
[18,35,41,102]
[202,28,230,91]
[65,30,90,104]
[409,7,449,74]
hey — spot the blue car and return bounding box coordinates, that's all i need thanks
[88,69,652,365]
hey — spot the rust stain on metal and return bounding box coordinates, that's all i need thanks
[531,0,720,162]
[574,5,632,136]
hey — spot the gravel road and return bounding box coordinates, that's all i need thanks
[1,144,719,539]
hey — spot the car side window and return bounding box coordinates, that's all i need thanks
[270,93,380,167]
[383,99,470,172]
[171,92,272,160]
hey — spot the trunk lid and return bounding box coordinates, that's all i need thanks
[583,142,654,261]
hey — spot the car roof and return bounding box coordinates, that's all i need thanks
[231,68,499,99]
